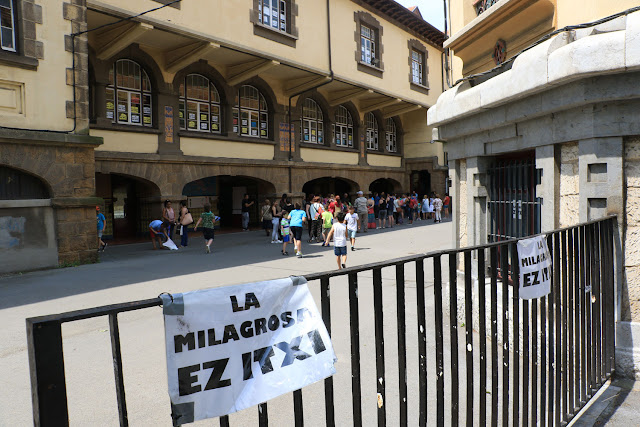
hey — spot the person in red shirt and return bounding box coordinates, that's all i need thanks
[443,195,451,219]
[409,197,418,223]
[328,195,342,217]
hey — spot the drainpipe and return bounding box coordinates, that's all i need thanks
[442,0,453,89]
[287,0,335,192]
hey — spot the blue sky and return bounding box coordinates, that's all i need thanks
[394,0,445,31]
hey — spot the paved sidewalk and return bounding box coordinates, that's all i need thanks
[570,378,640,426]
[0,218,453,426]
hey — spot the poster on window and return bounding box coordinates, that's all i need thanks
[162,276,336,425]
[517,235,552,300]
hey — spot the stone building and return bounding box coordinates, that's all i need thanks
[428,0,640,377]
[0,0,447,272]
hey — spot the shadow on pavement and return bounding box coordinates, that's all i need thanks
[0,219,451,310]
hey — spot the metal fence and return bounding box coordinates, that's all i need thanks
[27,216,617,426]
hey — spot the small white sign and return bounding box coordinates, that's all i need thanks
[162,277,336,425]
[517,236,552,299]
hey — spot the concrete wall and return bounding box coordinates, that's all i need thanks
[0,201,58,273]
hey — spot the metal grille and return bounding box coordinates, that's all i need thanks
[27,218,617,427]
[487,156,541,243]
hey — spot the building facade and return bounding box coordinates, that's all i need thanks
[0,0,446,272]
[428,0,640,377]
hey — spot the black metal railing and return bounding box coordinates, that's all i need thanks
[27,216,618,426]
[474,0,501,16]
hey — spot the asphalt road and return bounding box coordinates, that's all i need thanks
[0,219,455,426]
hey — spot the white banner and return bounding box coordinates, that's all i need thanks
[517,235,552,300]
[161,277,336,425]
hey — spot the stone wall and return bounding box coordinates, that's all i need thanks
[0,132,102,270]
[458,159,467,247]
[559,142,579,227]
[624,136,640,323]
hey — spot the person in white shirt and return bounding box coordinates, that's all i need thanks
[325,211,348,269]
[344,205,359,251]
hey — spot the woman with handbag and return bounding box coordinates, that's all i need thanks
[178,200,193,248]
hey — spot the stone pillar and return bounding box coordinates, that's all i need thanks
[578,137,623,221]
[465,156,491,248]
[450,159,463,249]
[535,144,560,232]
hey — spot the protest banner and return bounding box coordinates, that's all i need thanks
[161,276,336,425]
[517,235,552,299]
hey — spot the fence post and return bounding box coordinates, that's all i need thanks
[27,319,69,427]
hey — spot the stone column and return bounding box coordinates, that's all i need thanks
[450,159,462,249]
[535,144,560,232]
[578,137,623,221]
[465,156,491,248]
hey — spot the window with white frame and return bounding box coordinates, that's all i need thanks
[411,49,424,85]
[233,85,269,139]
[302,98,324,144]
[386,118,397,152]
[106,59,152,127]
[179,74,221,133]
[0,0,16,52]
[258,0,287,32]
[361,25,376,66]
[365,112,378,150]
[334,106,353,147]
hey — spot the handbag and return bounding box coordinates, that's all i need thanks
[181,212,194,225]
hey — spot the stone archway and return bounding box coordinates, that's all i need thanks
[182,175,277,229]
[95,172,162,239]
[368,177,403,195]
[302,176,359,200]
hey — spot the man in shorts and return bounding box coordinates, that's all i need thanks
[354,190,368,233]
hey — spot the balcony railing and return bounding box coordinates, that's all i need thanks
[474,0,501,16]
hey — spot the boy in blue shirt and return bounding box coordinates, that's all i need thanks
[280,210,290,256]
[96,206,107,252]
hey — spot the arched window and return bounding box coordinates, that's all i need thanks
[179,74,221,133]
[334,106,353,147]
[385,118,397,152]
[365,112,378,150]
[106,59,152,127]
[233,85,268,138]
[302,98,323,144]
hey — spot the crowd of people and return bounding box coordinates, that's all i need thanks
[133,190,450,270]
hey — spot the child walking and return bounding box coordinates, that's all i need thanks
[345,205,359,251]
[280,210,290,255]
[325,212,348,269]
[321,206,334,246]
[193,203,215,253]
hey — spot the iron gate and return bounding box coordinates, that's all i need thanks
[28,217,617,426]
[487,156,542,243]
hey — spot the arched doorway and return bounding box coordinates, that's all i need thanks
[182,175,276,230]
[302,177,357,199]
[410,170,432,198]
[1,166,57,272]
[95,173,161,240]
[369,178,402,195]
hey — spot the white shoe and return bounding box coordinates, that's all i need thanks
[277,240,283,243]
